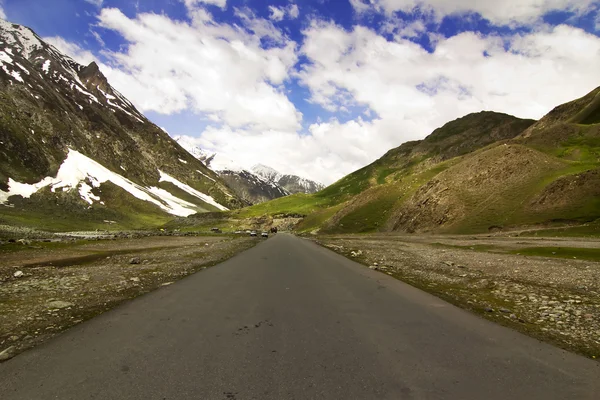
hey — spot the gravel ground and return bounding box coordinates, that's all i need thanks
[0,235,258,361]
[312,234,600,360]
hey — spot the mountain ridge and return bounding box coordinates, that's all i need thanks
[174,137,324,204]
[0,18,241,230]
[221,93,599,236]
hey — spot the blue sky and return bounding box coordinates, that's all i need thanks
[2,0,600,183]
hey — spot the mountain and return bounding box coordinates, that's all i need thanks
[0,19,242,231]
[286,90,600,234]
[251,164,325,194]
[174,137,289,205]
[232,94,600,235]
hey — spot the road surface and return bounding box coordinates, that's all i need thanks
[1,233,598,399]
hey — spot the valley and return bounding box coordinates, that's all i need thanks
[1,13,600,388]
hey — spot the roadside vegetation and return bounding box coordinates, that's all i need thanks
[313,233,600,360]
[0,233,259,362]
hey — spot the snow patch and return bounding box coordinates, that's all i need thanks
[158,170,228,211]
[196,170,216,182]
[0,149,207,217]
[0,50,13,64]
[16,63,30,75]
[42,60,50,73]
[7,69,23,83]
[178,158,188,164]
[0,20,43,58]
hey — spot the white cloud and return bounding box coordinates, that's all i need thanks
[43,6,600,185]
[351,0,597,25]
[268,6,285,22]
[268,4,300,21]
[96,7,300,131]
[298,21,600,134]
[84,0,104,7]
[176,117,407,184]
[288,4,300,19]
[43,36,96,65]
[0,0,6,19]
[182,0,227,10]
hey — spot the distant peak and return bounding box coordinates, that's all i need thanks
[78,60,108,88]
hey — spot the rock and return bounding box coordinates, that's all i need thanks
[13,270,24,278]
[499,308,511,313]
[373,262,379,266]
[0,346,16,362]
[443,261,455,267]
[129,257,141,265]
[130,277,140,282]
[47,300,74,309]
[509,314,517,319]
[17,239,31,245]
[369,266,378,270]
[484,307,494,312]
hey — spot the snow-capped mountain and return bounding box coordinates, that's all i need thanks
[0,19,242,228]
[252,165,325,195]
[175,137,289,204]
[251,164,282,184]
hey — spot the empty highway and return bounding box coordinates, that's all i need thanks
[1,233,598,399]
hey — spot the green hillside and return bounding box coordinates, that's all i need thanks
[223,88,600,235]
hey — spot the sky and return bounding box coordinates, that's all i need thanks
[2,0,600,184]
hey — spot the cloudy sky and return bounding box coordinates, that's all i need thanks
[2,0,600,184]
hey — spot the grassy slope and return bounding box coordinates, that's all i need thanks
[0,183,172,232]
[221,88,600,236]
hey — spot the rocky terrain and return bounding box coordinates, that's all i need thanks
[0,234,258,361]
[174,136,291,205]
[252,164,325,195]
[0,19,241,232]
[235,88,599,237]
[314,234,600,360]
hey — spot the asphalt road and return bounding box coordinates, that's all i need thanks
[1,233,599,399]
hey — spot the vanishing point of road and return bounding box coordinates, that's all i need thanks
[1,233,598,399]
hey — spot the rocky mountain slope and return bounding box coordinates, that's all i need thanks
[232,90,600,234]
[174,136,289,205]
[252,164,325,195]
[0,19,242,231]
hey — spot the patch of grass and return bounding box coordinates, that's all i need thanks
[522,220,600,238]
[0,239,88,253]
[330,188,402,233]
[430,243,500,252]
[296,204,345,233]
[511,247,600,262]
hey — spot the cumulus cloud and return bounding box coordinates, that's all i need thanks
[45,5,600,185]
[351,0,598,25]
[268,4,300,21]
[96,7,300,131]
[44,36,97,65]
[297,21,600,146]
[175,116,405,184]
[182,0,227,10]
[268,6,286,21]
[288,4,300,19]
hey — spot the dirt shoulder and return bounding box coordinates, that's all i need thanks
[312,233,600,360]
[0,235,259,361]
